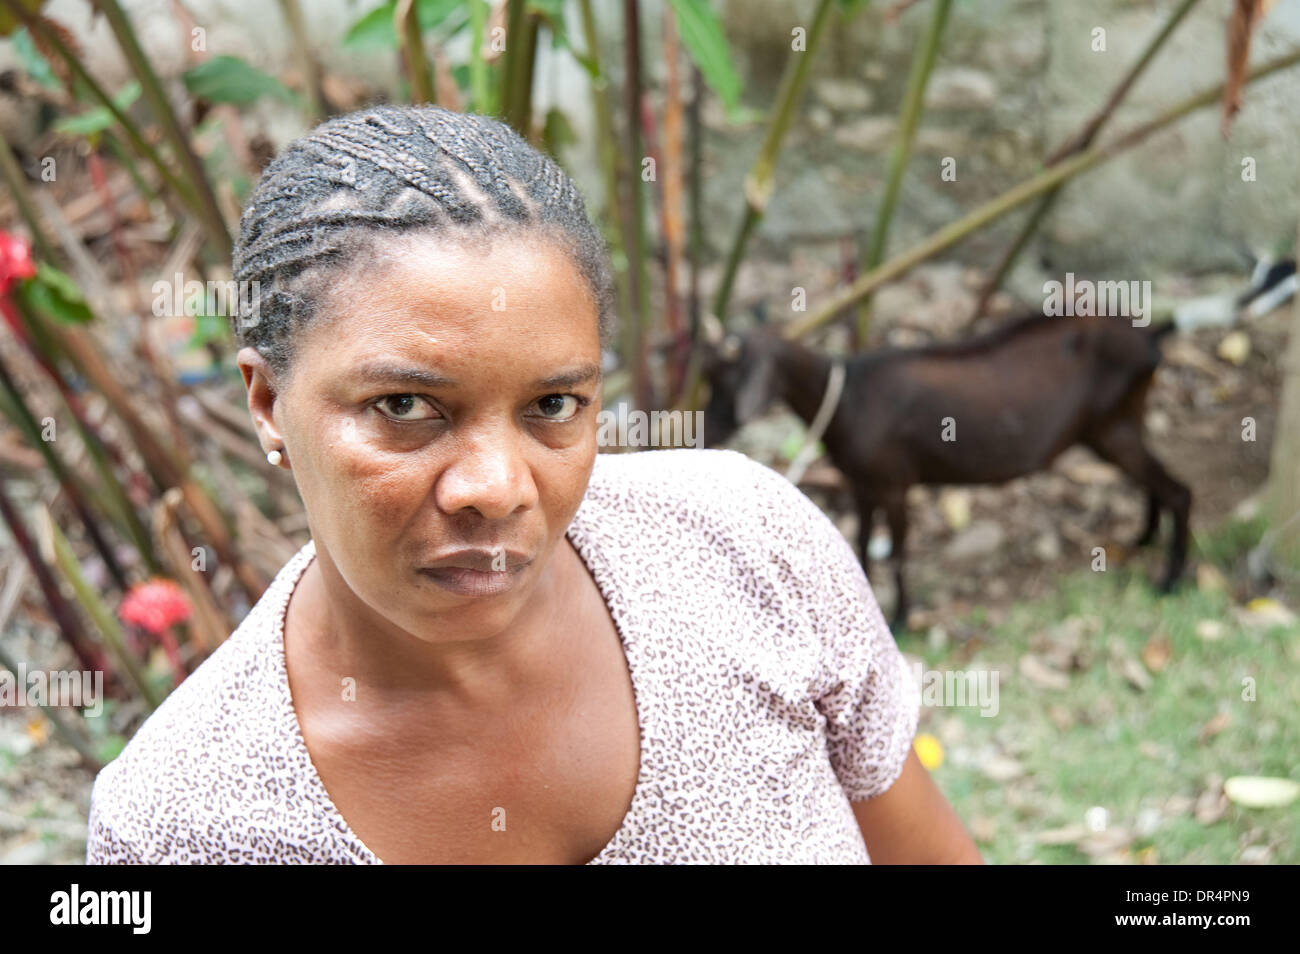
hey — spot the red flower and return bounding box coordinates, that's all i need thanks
[0,231,36,297]
[119,578,193,636]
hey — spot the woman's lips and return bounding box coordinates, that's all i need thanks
[416,563,529,597]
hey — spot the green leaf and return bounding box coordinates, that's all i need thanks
[187,311,232,351]
[343,0,467,50]
[12,26,59,90]
[450,62,472,93]
[667,0,742,119]
[528,0,569,50]
[18,263,94,325]
[542,106,576,157]
[183,55,297,106]
[837,0,873,21]
[94,734,127,764]
[420,0,470,35]
[343,1,397,49]
[53,80,141,137]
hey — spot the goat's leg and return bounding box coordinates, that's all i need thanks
[882,492,910,631]
[855,495,877,568]
[1154,462,1191,591]
[1133,490,1161,547]
[1086,423,1191,591]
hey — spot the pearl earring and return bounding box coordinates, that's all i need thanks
[266,449,283,467]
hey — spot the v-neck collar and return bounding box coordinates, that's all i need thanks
[265,496,649,864]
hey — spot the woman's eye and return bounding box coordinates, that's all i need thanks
[531,394,584,422]
[374,394,438,421]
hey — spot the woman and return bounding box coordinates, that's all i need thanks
[86,104,981,864]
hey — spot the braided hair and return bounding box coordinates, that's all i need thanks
[231,104,615,380]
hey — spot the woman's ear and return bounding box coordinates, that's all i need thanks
[236,347,287,454]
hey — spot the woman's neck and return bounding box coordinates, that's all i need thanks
[284,537,582,706]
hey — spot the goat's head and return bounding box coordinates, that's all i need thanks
[698,316,781,448]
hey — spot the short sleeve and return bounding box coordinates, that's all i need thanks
[743,456,921,802]
[85,766,148,865]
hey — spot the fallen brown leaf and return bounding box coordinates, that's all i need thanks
[1198,711,1232,745]
[1120,656,1153,692]
[1020,653,1071,691]
[1141,631,1172,673]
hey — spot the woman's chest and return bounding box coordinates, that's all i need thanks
[314,698,639,865]
[297,580,640,864]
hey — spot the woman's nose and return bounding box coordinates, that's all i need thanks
[433,428,538,520]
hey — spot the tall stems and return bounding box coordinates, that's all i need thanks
[1264,199,1300,570]
[500,0,528,129]
[3,1,206,247]
[42,508,161,711]
[0,637,103,769]
[397,0,435,104]
[0,482,108,678]
[675,0,837,411]
[578,0,633,364]
[276,0,325,119]
[621,0,650,410]
[856,0,951,343]
[468,0,493,114]
[0,140,57,261]
[786,46,1300,340]
[91,0,232,257]
[970,0,1203,318]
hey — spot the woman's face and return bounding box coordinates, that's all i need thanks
[238,230,603,639]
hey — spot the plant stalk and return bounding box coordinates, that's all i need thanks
[971,0,1203,318]
[856,0,952,343]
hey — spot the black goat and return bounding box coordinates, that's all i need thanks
[701,313,1191,629]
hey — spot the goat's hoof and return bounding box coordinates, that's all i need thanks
[1156,574,1184,595]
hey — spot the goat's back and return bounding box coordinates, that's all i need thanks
[832,315,1165,485]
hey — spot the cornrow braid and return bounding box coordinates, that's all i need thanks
[231,104,615,379]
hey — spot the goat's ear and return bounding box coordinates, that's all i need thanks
[734,354,775,424]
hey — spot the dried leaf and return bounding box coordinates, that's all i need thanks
[1222,0,1278,137]
[1196,563,1228,593]
[1198,711,1231,745]
[1195,776,1228,824]
[1217,330,1251,365]
[24,713,50,747]
[1036,824,1087,845]
[1120,656,1153,692]
[1196,619,1227,641]
[939,488,972,530]
[981,754,1026,782]
[1141,631,1172,673]
[1019,653,1071,691]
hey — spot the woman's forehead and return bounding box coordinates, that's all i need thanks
[294,233,601,370]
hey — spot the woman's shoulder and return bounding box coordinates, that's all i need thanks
[85,543,316,863]
[583,447,815,527]
[581,447,849,576]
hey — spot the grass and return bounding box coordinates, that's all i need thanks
[898,554,1300,864]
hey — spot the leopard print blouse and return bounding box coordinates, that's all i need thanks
[86,448,920,864]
